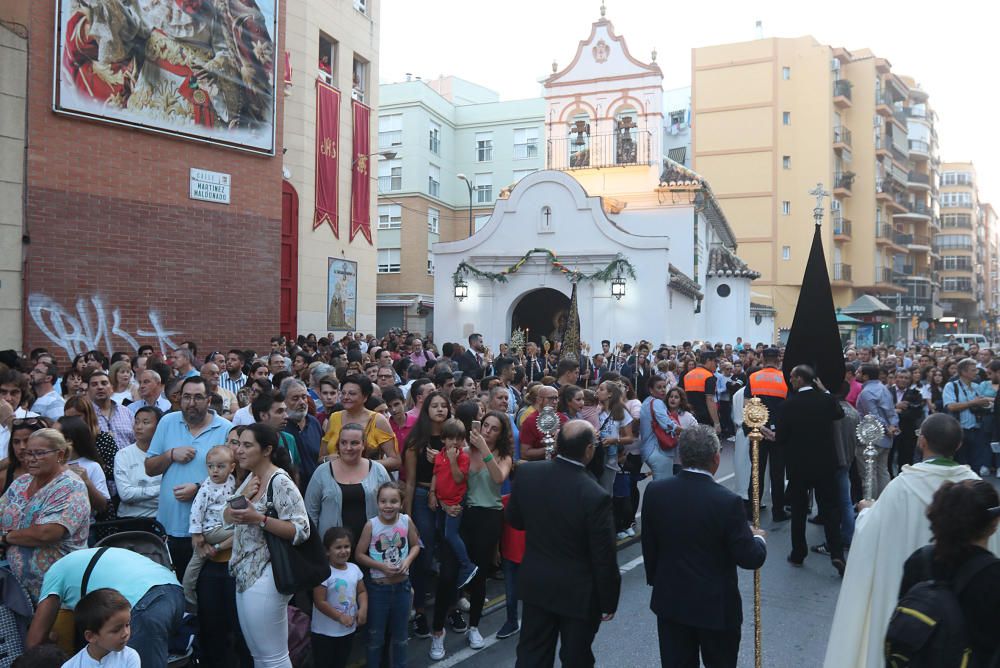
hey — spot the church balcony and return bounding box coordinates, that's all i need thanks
[546,131,654,171]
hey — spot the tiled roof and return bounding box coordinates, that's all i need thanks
[668,264,703,299]
[706,247,761,280]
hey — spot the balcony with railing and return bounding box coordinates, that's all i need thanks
[833,126,852,152]
[907,171,930,189]
[832,263,852,283]
[833,216,852,240]
[937,258,973,272]
[546,131,653,170]
[834,171,854,196]
[833,80,853,108]
[909,139,930,159]
[875,267,896,285]
[908,234,932,250]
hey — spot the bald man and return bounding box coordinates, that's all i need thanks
[519,385,568,460]
[507,420,620,667]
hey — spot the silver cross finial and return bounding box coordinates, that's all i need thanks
[809,183,831,226]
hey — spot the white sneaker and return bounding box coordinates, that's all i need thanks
[429,631,446,661]
[626,527,636,537]
[616,531,628,540]
[457,596,471,612]
[468,626,485,650]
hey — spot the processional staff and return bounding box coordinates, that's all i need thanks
[857,414,886,501]
[742,397,769,668]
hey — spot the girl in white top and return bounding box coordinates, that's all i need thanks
[596,381,635,493]
[58,415,110,518]
[311,526,367,668]
[113,407,162,518]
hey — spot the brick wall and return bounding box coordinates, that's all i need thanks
[22,1,285,362]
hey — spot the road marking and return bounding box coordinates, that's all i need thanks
[432,555,647,666]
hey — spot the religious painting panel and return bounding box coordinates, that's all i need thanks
[327,258,357,331]
[54,0,279,154]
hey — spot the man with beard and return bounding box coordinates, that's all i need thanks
[145,376,232,577]
[280,378,323,487]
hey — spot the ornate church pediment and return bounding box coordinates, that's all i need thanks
[544,13,661,88]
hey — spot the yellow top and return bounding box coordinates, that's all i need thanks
[320,409,397,460]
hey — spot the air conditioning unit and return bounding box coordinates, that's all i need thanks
[831,58,841,72]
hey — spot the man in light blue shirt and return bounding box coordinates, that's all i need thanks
[145,376,231,578]
[942,357,993,475]
[855,364,899,497]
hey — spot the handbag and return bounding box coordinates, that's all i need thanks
[262,473,329,595]
[647,399,678,450]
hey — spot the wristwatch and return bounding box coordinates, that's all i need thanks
[259,516,267,529]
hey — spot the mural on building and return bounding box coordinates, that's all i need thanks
[28,294,181,358]
[327,259,357,331]
[54,0,278,153]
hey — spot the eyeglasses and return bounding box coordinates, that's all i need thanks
[181,395,208,403]
[23,448,59,460]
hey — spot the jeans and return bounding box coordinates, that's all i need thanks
[410,487,436,611]
[128,584,184,668]
[959,427,989,472]
[166,536,194,585]
[503,558,520,626]
[437,509,475,582]
[197,560,251,668]
[236,565,292,668]
[366,580,411,668]
[834,466,855,547]
[645,447,674,481]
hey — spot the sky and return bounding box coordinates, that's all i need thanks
[380,0,998,204]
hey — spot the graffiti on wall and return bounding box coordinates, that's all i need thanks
[28,294,181,358]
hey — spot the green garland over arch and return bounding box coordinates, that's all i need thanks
[452,248,636,286]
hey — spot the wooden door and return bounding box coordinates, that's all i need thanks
[280,181,299,340]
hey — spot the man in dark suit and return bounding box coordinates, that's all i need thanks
[507,420,621,667]
[641,425,767,668]
[457,332,487,379]
[776,364,846,575]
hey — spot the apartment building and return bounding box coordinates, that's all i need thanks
[375,77,544,334]
[936,162,994,331]
[283,0,380,336]
[691,37,941,339]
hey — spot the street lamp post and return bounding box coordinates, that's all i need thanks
[457,173,474,237]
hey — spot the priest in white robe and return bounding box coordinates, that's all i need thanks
[823,413,1000,667]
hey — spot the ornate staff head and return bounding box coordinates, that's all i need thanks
[856,414,885,501]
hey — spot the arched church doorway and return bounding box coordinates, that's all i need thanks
[511,288,571,345]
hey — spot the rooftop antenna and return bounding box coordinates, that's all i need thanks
[755,20,763,39]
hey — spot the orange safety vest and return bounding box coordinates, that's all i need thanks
[749,368,788,399]
[683,367,714,392]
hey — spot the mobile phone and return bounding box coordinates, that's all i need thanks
[472,420,482,433]
[228,495,248,510]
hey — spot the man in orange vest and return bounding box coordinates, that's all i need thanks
[681,351,721,434]
[744,347,789,522]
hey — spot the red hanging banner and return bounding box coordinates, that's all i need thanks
[313,80,340,236]
[350,99,373,244]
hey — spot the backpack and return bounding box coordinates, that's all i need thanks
[885,545,998,668]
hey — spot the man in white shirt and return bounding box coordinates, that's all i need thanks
[29,361,64,420]
[129,369,172,414]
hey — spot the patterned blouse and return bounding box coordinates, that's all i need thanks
[0,470,90,601]
[229,470,309,593]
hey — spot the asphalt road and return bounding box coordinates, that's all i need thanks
[403,441,846,668]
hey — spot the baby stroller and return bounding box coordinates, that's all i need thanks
[93,520,193,668]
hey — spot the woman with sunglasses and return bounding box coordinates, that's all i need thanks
[0,428,91,601]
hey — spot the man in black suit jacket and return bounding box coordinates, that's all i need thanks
[457,332,487,379]
[776,364,846,574]
[507,420,621,667]
[641,425,767,668]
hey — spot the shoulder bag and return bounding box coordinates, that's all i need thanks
[262,473,329,595]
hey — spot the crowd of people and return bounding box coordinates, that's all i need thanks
[1,330,1000,667]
